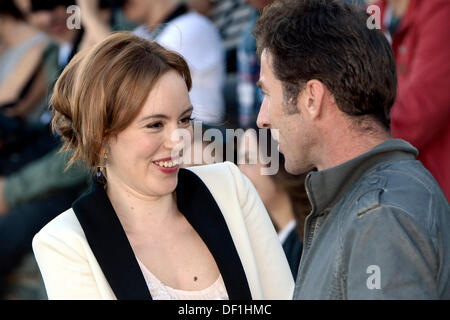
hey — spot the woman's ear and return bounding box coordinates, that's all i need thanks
[99,138,111,163]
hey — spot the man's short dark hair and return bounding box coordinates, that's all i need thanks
[254,0,397,130]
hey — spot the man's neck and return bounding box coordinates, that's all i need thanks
[316,124,391,171]
[146,0,179,31]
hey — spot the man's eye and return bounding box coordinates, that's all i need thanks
[146,122,163,129]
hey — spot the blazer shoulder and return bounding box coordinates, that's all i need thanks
[185,161,243,186]
[188,160,247,178]
[33,208,88,255]
[185,162,252,200]
[37,208,84,237]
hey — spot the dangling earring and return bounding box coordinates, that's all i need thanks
[96,149,108,184]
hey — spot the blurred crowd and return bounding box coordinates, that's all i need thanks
[0,0,448,299]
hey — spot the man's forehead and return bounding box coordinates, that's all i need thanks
[261,48,272,67]
[258,49,275,88]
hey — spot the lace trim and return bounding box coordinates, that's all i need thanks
[136,258,229,300]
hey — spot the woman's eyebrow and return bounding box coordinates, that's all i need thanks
[139,106,193,122]
[179,106,194,117]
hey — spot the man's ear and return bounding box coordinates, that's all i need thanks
[298,80,326,120]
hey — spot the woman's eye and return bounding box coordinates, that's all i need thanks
[146,122,163,129]
[180,117,194,125]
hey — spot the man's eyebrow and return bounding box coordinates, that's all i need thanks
[139,106,194,122]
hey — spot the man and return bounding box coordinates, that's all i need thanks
[237,0,365,128]
[254,0,449,299]
[375,0,450,201]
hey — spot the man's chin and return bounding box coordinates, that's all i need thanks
[285,161,313,175]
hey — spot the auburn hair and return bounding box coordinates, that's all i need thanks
[51,32,192,169]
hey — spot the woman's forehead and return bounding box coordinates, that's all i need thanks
[138,71,191,117]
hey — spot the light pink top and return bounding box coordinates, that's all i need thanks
[136,258,229,300]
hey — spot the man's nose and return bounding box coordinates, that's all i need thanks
[256,98,270,129]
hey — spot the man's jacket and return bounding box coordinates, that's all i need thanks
[293,139,450,299]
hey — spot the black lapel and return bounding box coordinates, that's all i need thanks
[72,168,252,300]
[73,179,152,300]
[176,169,252,300]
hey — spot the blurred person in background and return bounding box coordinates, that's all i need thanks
[0,0,48,118]
[1,0,89,176]
[78,0,225,126]
[236,0,272,128]
[188,0,255,128]
[0,0,85,295]
[0,0,130,299]
[187,0,212,15]
[375,0,450,201]
[237,129,310,278]
[21,0,129,82]
[0,0,54,175]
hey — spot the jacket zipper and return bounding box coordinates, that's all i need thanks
[305,215,320,250]
[295,180,320,294]
[304,181,319,250]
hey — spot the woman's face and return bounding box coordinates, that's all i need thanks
[106,70,194,198]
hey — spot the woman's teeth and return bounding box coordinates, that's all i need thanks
[154,160,179,168]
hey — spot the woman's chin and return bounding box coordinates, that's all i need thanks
[144,175,178,197]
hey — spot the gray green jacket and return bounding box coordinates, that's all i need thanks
[4,149,90,209]
[294,139,450,299]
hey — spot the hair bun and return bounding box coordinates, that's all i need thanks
[52,108,78,148]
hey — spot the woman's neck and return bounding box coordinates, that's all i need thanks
[106,177,179,235]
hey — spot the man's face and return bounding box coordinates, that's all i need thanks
[256,49,316,175]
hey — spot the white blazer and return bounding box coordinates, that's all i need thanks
[32,162,294,300]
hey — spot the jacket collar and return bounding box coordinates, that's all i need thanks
[72,168,252,300]
[305,139,418,215]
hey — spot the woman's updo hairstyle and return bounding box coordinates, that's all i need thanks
[51,31,192,169]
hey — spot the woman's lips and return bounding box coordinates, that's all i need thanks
[152,158,180,174]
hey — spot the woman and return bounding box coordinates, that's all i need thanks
[32,32,293,300]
